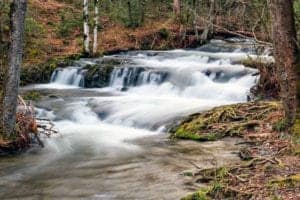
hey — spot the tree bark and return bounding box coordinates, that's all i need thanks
[127,0,133,27]
[173,0,180,17]
[83,0,90,55]
[92,0,99,56]
[2,0,27,138]
[268,0,298,128]
[200,0,215,41]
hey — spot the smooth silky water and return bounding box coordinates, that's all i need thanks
[0,39,271,200]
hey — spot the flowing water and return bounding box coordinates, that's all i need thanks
[0,39,271,200]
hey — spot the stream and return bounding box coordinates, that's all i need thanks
[0,39,272,200]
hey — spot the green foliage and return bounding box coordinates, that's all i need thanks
[58,12,82,38]
[158,28,170,39]
[24,17,46,59]
[273,119,287,132]
[22,91,41,101]
[25,17,45,38]
[100,0,172,27]
[181,188,211,200]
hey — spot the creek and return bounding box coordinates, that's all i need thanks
[0,39,272,200]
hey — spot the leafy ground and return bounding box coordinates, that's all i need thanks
[171,101,300,200]
[22,0,193,67]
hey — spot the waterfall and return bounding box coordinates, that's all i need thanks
[50,67,85,87]
[109,67,168,89]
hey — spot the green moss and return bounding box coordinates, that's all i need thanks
[269,174,300,188]
[174,128,221,141]
[181,188,211,200]
[182,171,194,177]
[84,63,115,88]
[22,91,41,101]
[171,101,282,142]
[273,119,288,132]
[292,119,300,155]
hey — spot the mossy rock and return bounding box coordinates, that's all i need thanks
[84,64,114,88]
[84,57,131,88]
[170,101,283,141]
[20,54,81,85]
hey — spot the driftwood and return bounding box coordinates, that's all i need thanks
[13,96,57,149]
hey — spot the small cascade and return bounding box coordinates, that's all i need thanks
[109,67,168,89]
[50,67,85,87]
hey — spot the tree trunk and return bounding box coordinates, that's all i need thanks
[268,0,298,128]
[2,0,27,138]
[83,0,90,55]
[92,0,99,56]
[127,1,133,27]
[139,0,146,25]
[173,0,180,17]
[200,0,215,41]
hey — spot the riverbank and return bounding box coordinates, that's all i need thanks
[171,101,300,199]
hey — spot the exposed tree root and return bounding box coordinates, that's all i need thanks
[174,101,300,200]
[171,101,283,141]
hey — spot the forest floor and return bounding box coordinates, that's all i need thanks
[24,0,198,67]
[171,101,300,200]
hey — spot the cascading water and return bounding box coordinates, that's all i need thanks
[109,67,168,89]
[50,67,85,87]
[1,39,273,200]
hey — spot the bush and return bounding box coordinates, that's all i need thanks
[58,12,82,38]
[25,17,45,38]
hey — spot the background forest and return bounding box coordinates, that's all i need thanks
[1,0,300,68]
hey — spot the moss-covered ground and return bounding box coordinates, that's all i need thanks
[171,101,300,200]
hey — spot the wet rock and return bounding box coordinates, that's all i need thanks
[83,57,132,88]
[84,64,114,88]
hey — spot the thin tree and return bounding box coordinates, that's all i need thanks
[268,0,298,129]
[2,0,27,138]
[200,0,215,41]
[92,0,99,56]
[83,0,90,55]
[173,0,180,17]
[127,0,134,27]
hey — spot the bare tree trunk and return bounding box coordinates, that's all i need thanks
[200,0,215,41]
[83,0,90,55]
[173,0,180,17]
[127,0,133,27]
[268,0,298,128]
[139,0,146,25]
[2,0,27,138]
[92,0,99,56]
